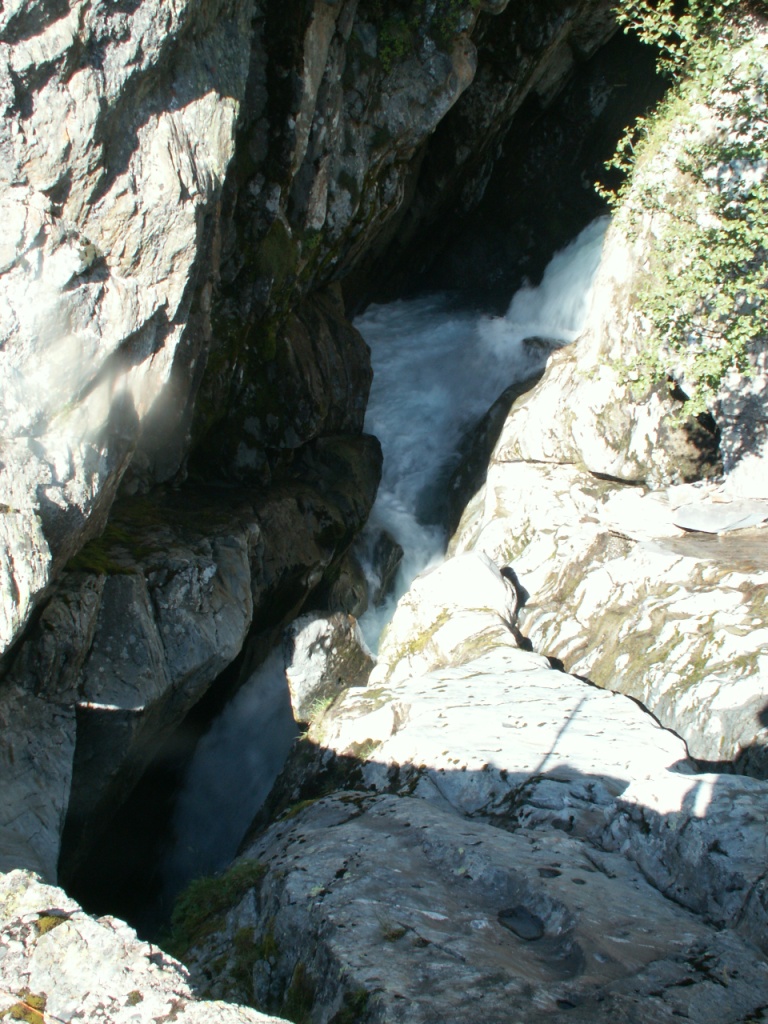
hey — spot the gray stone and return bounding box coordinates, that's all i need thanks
[0,0,255,654]
[283,611,374,723]
[1,431,380,884]
[184,547,766,1019]
[187,790,768,1023]
[0,869,288,1024]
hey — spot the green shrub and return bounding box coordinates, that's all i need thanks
[602,1,767,414]
[166,859,266,958]
[282,962,315,1024]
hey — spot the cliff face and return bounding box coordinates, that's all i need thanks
[174,17,768,1020]
[0,0,255,655]
[0,0,621,656]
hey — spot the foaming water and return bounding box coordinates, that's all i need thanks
[355,217,609,648]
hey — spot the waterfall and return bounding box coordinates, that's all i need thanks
[355,216,609,648]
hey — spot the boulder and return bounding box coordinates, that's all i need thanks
[0,869,288,1024]
[187,791,768,1023]
[354,528,404,608]
[283,612,374,724]
[0,431,381,885]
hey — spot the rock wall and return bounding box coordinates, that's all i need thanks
[3,2,768,1022]
[1,432,380,883]
[0,0,256,653]
[160,12,768,1022]
[452,16,768,774]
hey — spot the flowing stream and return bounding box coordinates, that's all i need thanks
[163,216,609,896]
[356,216,609,647]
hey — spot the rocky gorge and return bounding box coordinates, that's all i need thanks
[1,0,768,1022]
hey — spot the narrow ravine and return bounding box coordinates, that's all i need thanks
[159,218,610,905]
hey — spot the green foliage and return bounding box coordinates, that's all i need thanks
[372,0,480,71]
[379,12,419,72]
[282,962,315,1024]
[229,923,279,1002]
[306,693,335,721]
[255,219,298,289]
[280,796,322,821]
[329,988,371,1024]
[615,0,743,77]
[66,523,149,575]
[166,859,266,959]
[34,914,67,936]
[431,0,480,44]
[2,992,46,1024]
[380,922,407,941]
[602,1,767,415]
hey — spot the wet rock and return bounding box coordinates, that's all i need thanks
[312,549,370,617]
[198,289,374,484]
[498,905,545,940]
[311,552,768,947]
[357,0,625,309]
[439,373,544,535]
[446,30,768,775]
[1,433,381,884]
[355,528,404,608]
[178,450,768,1022]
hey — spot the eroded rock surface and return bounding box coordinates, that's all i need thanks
[0,433,380,884]
[448,23,768,774]
[283,611,374,724]
[182,553,768,1022]
[0,869,288,1024]
[0,0,256,651]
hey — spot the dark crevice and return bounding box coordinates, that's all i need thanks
[59,637,260,939]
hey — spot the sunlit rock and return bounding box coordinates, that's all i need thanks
[0,0,255,652]
[447,25,768,776]
[183,546,768,1017]
[186,791,768,1022]
[0,869,288,1024]
[283,611,374,724]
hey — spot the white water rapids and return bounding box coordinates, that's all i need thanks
[163,216,609,892]
[356,216,609,648]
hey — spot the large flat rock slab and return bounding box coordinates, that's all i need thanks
[187,791,768,1023]
[452,460,768,773]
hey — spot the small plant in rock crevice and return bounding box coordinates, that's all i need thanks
[370,0,481,72]
[0,992,47,1024]
[281,962,316,1024]
[165,859,267,959]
